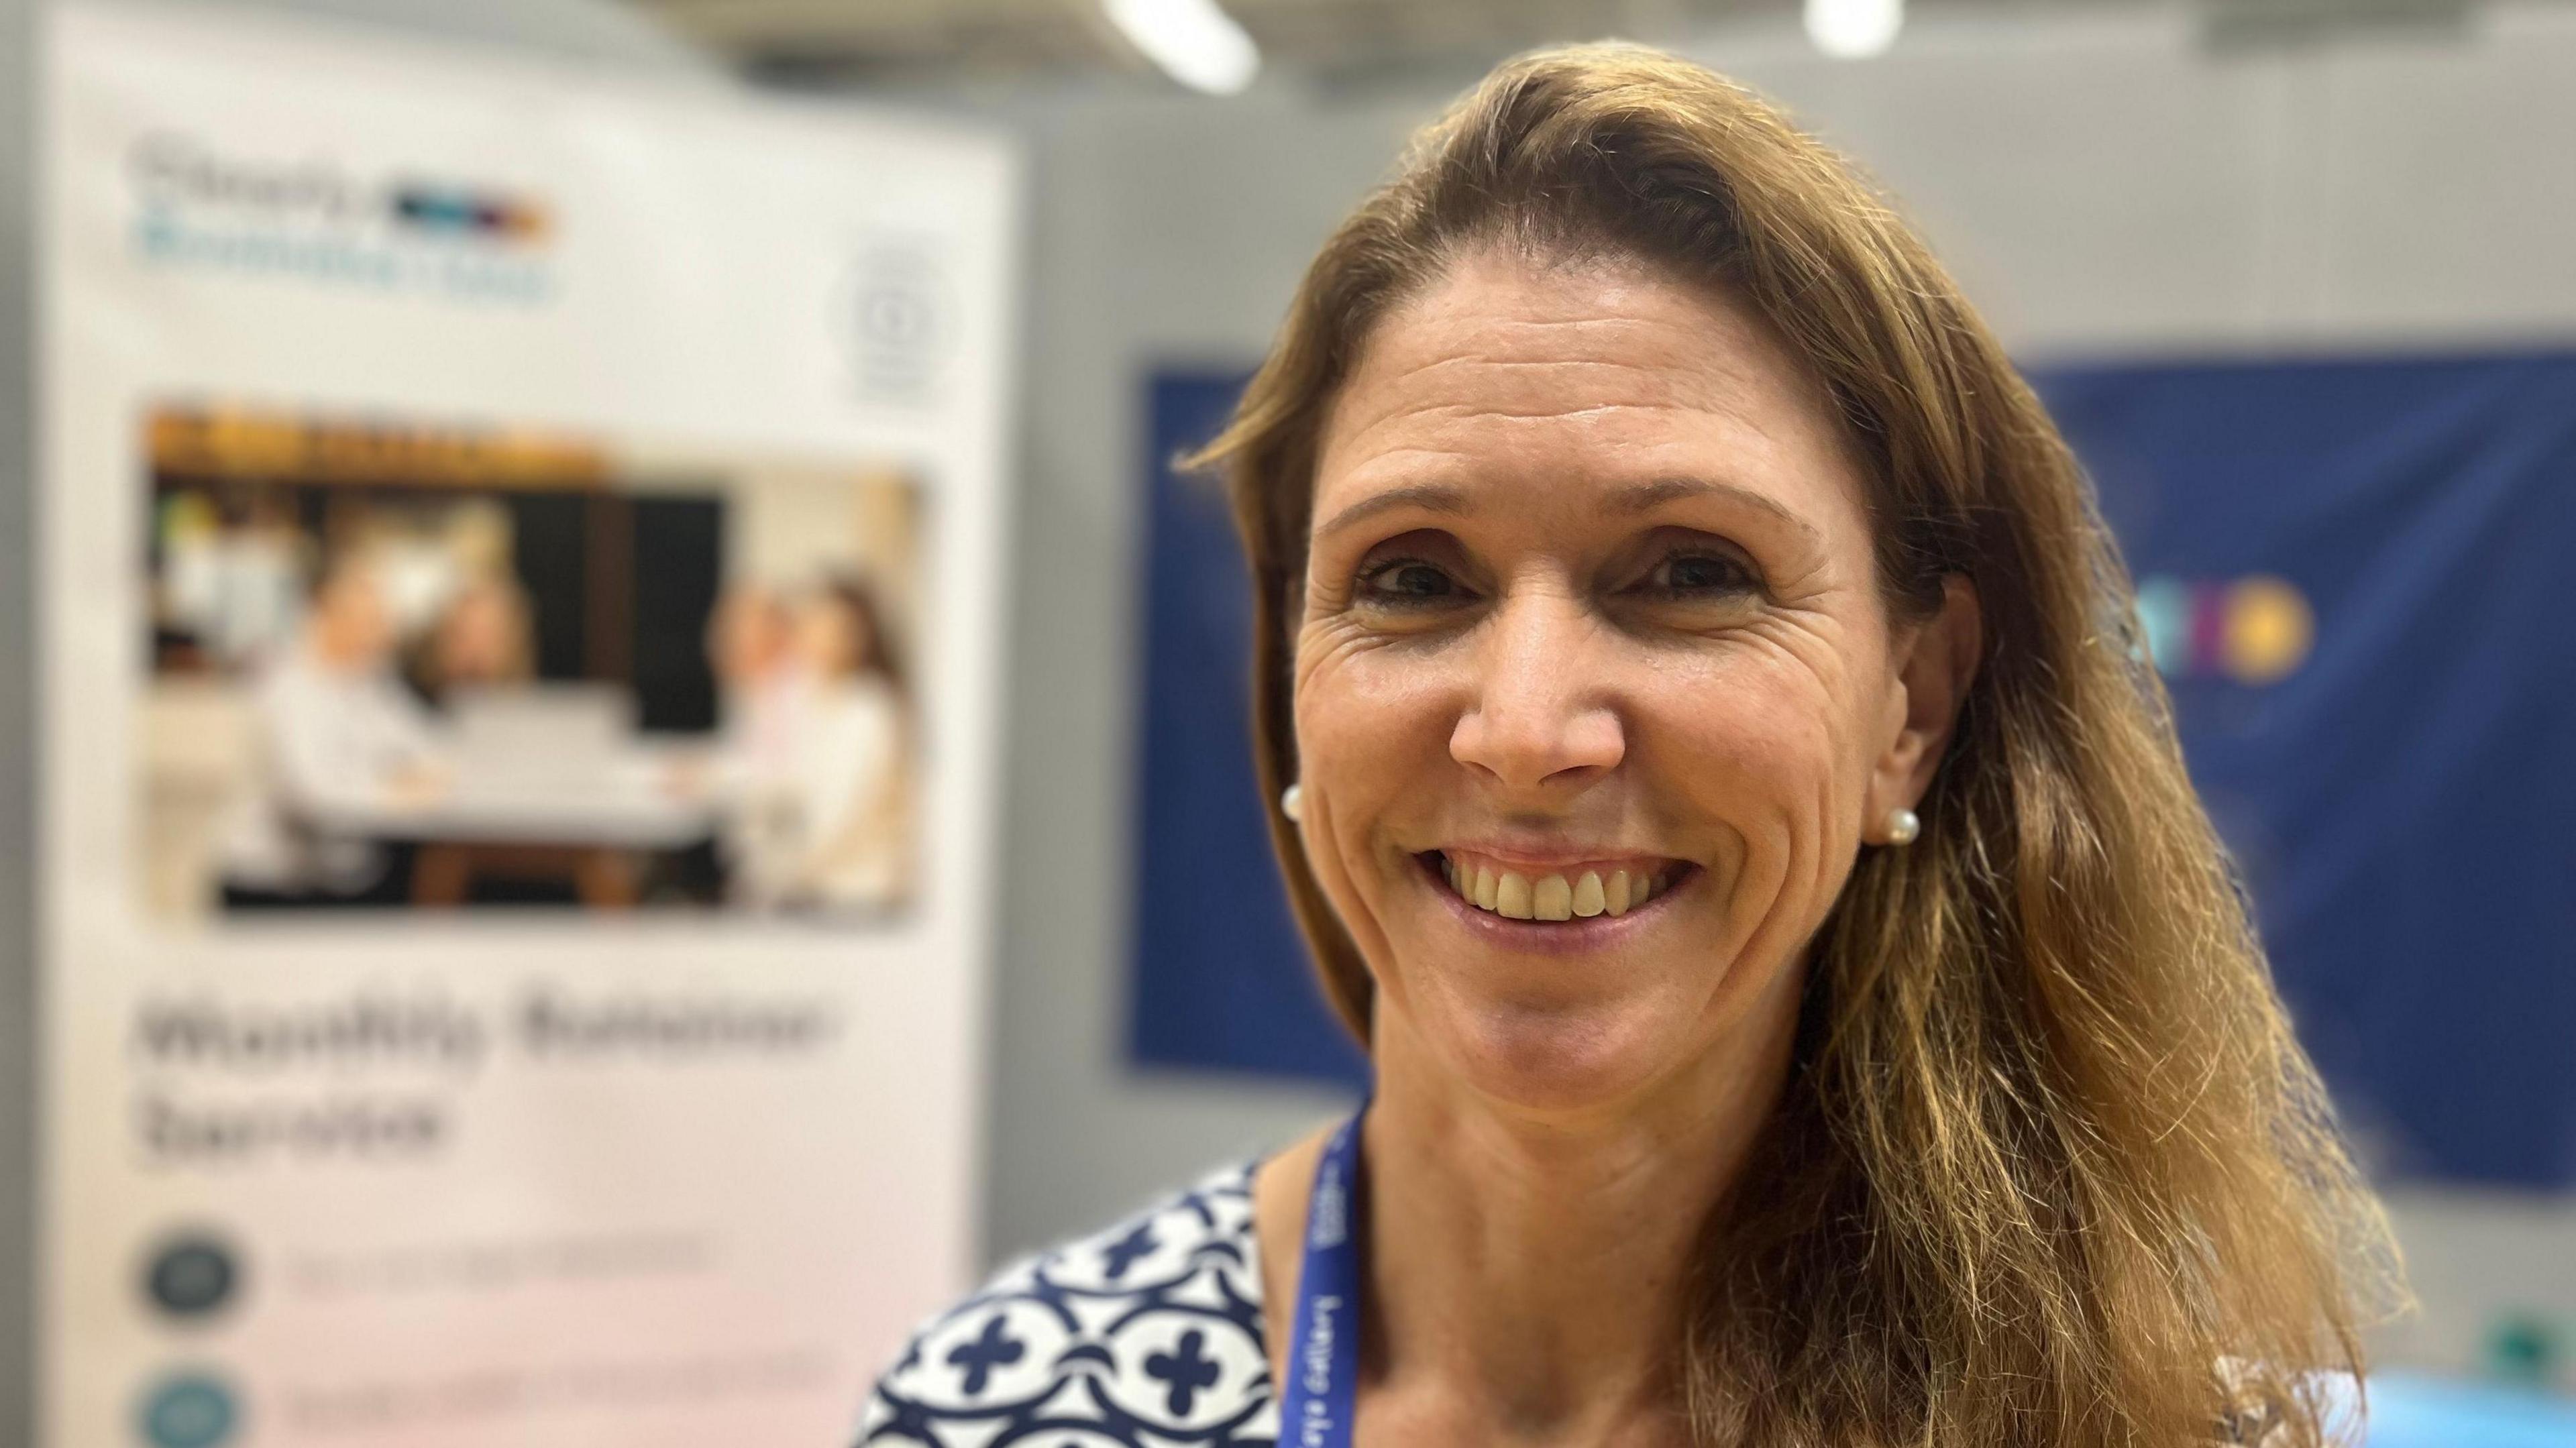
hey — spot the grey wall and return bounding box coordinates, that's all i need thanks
[3,0,38,1433]
[961,0,2576,1378]
[979,92,1410,1265]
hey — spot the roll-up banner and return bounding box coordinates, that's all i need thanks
[39,5,1016,1444]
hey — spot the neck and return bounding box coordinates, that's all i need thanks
[1353,983,1800,1440]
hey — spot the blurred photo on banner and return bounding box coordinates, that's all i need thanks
[38,6,1016,1447]
[140,406,926,920]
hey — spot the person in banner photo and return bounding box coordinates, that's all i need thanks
[779,573,915,909]
[859,44,2399,1448]
[217,549,451,907]
[716,573,915,913]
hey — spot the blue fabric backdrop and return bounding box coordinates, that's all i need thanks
[1128,373,1369,1085]
[1128,353,2576,1188]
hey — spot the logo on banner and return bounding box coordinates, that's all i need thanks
[842,239,955,404]
[2135,574,2315,684]
[125,131,557,304]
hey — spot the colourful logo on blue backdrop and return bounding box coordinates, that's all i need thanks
[2135,575,2314,684]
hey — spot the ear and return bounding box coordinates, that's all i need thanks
[1866,574,1982,836]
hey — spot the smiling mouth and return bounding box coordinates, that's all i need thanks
[1420,850,1689,922]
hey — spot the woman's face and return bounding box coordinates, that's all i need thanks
[435,584,525,683]
[796,594,870,678]
[710,590,791,685]
[1292,249,1968,1113]
[310,565,394,669]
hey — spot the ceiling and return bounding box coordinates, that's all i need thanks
[631,0,2488,87]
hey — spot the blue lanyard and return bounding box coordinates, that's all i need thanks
[1276,1107,1367,1448]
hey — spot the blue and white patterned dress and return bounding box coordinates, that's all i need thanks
[855,1163,1279,1447]
[854,1160,2291,1447]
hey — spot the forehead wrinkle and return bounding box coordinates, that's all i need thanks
[1365,343,1747,410]
[1366,269,1782,372]
[1328,342,1794,465]
[1320,260,1851,537]
[1322,395,1790,496]
[1395,315,1722,363]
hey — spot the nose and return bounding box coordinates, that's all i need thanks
[1448,590,1626,793]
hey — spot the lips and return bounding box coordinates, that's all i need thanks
[1428,848,1686,922]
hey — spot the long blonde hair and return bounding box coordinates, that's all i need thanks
[1193,43,2400,1448]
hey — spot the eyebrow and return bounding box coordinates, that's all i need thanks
[1614,477,1823,548]
[1313,482,1474,541]
[1314,475,1822,547]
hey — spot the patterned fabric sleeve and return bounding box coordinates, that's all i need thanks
[854,1170,2324,1448]
[855,1163,1279,1448]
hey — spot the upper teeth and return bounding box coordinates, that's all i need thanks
[1442,856,1658,921]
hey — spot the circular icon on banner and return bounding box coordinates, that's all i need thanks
[142,1232,241,1323]
[135,1372,239,1448]
[843,239,953,403]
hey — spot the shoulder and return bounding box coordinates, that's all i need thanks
[854,1160,1277,1447]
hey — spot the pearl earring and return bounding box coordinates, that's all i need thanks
[1281,783,1303,822]
[1885,807,1920,846]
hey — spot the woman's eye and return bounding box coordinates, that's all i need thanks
[1357,559,1466,606]
[1645,551,1758,596]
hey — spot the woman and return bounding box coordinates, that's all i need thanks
[405,570,535,705]
[861,44,2396,1448]
[732,574,915,911]
[219,553,448,907]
